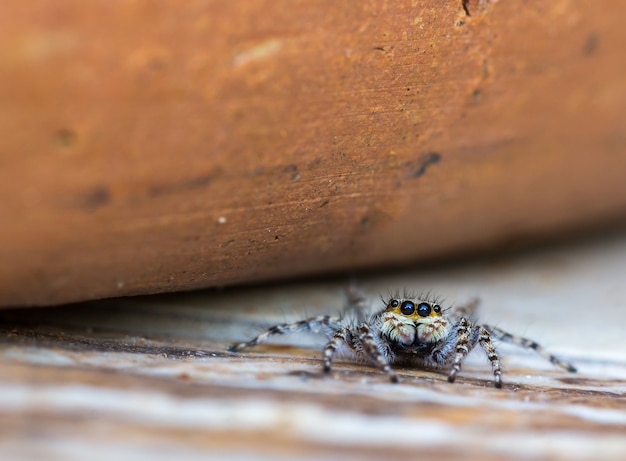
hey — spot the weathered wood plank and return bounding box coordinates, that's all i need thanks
[1,232,625,460]
[1,1,626,306]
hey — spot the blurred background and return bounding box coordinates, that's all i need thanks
[1,0,625,307]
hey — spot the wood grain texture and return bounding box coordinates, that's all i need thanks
[1,0,626,306]
[1,232,626,460]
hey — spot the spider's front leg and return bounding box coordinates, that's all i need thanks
[447,318,503,388]
[228,315,341,352]
[322,327,351,373]
[322,324,398,383]
[355,324,399,383]
[477,325,503,388]
[446,317,473,385]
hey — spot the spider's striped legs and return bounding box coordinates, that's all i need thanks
[447,319,503,388]
[447,317,472,385]
[486,325,577,373]
[228,315,341,352]
[355,324,398,383]
[323,327,351,373]
[323,324,397,382]
[450,298,480,320]
[478,325,503,388]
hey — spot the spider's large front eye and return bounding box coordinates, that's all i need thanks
[400,300,415,315]
[417,302,431,317]
[389,299,399,308]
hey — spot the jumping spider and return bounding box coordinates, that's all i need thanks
[228,291,577,388]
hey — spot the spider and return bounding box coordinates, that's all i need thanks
[228,290,577,388]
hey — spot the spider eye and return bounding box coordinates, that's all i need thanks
[389,299,399,308]
[417,302,431,317]
[433,304,441,314]
[400,300,415,315]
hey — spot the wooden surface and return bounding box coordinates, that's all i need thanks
[1,0,626,306]
[1,231,625,460]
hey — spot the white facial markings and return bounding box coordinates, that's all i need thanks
[381,312,416,346]
[416,317,450,343]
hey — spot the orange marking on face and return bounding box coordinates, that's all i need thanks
[384,299,443,321]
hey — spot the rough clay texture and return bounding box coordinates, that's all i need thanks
[1,0,625,306]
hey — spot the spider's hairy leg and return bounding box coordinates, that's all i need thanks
[477,325,502,388]
[228,315,341,352]
[346,285,369,324]
[447,317,473,384]
[448,298,480,321]
[486,325,577,373]
[356,324,399,383]
[458,297,480,315]
[323,327,351,373]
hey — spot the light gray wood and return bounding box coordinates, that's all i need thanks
[1,231,625,460]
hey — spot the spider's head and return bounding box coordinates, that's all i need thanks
[383,297,449,344]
